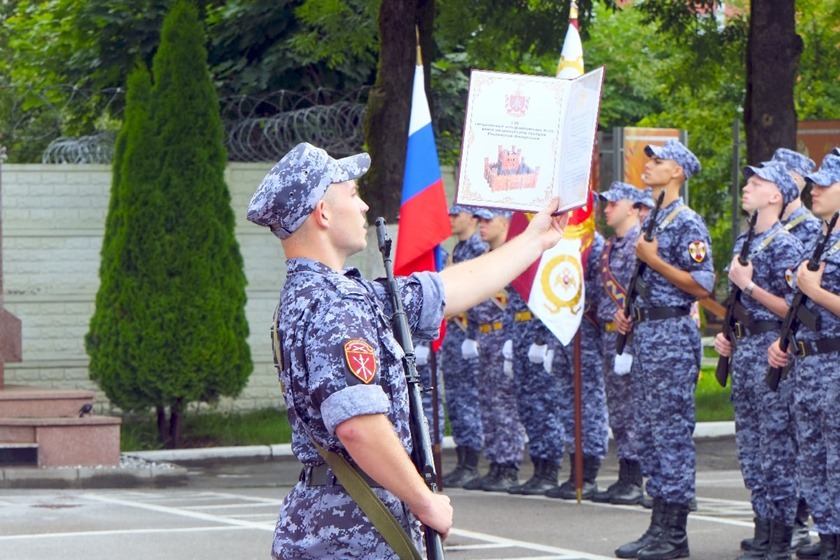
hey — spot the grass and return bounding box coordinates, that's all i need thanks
[120,407,292,451]
[120,370,733,450]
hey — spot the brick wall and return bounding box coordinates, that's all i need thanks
[2,163,457,413]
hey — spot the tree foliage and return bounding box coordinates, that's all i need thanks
[85,0,252,447]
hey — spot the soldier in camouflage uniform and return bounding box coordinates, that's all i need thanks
[506,288,565,495]
[590,182,647,506]
[614,140,715,560]
[440,205,488,488]
[715,162,805,560]
[462,208,527,492]
[247,142,569,559]
[546,231,610,501]
[769,154,840,560]
[772,148,821,248]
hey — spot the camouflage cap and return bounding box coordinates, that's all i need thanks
[743,162,799,205]
[598,181,644,204]
[472,207,513,220]
[634,187,656,209]
[805,154,840,188]
[644,139,701,179]
[769,147,815,177]
[832,147,840,157]
[448,204,469,215]
[247,142,370,239]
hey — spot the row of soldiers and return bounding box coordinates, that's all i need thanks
[419,140,840,560]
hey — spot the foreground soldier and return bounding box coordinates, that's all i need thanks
[247,142,568,558]
[714,163,804,560]
[769,154,840,560]
[591,182,646,505]
[772,148,820,247]
[440,205,488,488]
[614,140,714,560]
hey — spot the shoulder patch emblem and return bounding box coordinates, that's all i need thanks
[785,267,795,289]
[688,240,707,263]
[344,339,377,384]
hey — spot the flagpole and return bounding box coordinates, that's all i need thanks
[574,330,583,502]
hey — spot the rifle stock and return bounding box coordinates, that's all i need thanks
[615,190,666,355]
[766,210,840,391]
[375,218,445,560]
[714,211,758,387]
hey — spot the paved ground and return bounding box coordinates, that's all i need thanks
[0,434,796,560]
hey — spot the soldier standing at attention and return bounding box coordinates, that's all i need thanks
[714,163,804,560]
[590,182,646,506]
[247,142,569,559]
[462,208,528,492]
[613,140,715,560]
[440,205,488,488]
[771,148,821,248]
[769,154,840,560]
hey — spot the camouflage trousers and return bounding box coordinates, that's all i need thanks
[440,323,483,450]
[600,329,638,461]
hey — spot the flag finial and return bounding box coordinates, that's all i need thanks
[570,0,579,22]
[415,26,422,66]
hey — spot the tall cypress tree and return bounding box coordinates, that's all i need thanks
[86,1,252,447]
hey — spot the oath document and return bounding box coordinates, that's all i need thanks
[455,66,605,214]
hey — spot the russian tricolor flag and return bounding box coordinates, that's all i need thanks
[394,63,451,278]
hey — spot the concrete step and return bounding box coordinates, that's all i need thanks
[0,416,121,467]
[0,385,95,418]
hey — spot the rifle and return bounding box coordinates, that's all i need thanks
[615,189,666,354]
[766,210,840,391]
[714,210,758,387]
[376,218,445,560]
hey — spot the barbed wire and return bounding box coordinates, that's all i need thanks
[2,85,464,164]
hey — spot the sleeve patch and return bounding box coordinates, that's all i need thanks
[785,268,795,289]
[343,339,378,384]
[688,240,707,263]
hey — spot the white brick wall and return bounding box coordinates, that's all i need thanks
[2,163,458,412]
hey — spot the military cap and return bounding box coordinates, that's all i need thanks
[805,154,840,187]
[831,147,840,157]
[743,162,799,205]
[247,142,370,239]
[472,207,513,220]
[769,148,815,177]
[448,204,469,215]
[634,187,656,209]
[644,139,701,179]
[598,181,644,204]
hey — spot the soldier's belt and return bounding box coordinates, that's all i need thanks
[603,321,617,332]
[514,311,533,322]
[632,305,690,322]
[733,319,780,339]
[794,336,840,358]
[301,463,382,488]
[479,321,503,333]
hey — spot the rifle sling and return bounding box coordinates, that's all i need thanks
[309,439,423,560]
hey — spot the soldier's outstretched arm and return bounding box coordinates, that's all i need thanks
[335,413,453,539]
[440,199,569,317]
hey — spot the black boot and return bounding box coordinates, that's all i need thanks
[615,497,667,558]
[445,447,480,488]
[591,457,624,503]
[612,459,644,505]
[765,520,794,560]
[508,457,559,495]
[792,499,812,550]
[463,461,498,491]
[735,517,771,560]
[796,539,821,559]
[636,501,690,560]
[442,445,465,486]
[545,454,599,500]
[817,534,838,560]
[482,462,519,492]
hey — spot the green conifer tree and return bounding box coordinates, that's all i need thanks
[86,1,252,447]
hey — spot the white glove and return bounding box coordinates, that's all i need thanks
[543,349,554,374]
[461,338,479,360]
[502,339,513,360]
[503,359,513,375]
[414,344,430,366]
[528,343,548,364]
[614,351,633,375]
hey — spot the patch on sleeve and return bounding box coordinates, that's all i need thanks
[785,268,795,289]
[343,339,378,384]
[688,240,707,263]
